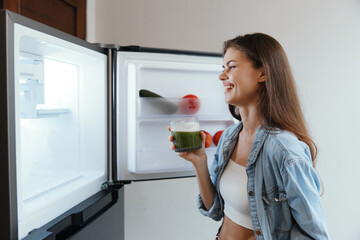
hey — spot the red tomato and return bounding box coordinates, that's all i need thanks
[213,130,224,146]
[202,130,212,148]
[180,94,200,114]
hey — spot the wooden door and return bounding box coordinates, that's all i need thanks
[1,0,86,40]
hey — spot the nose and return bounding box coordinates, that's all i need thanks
[219,71,228,81]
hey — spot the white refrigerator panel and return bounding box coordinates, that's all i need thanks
[13,24,108,239]
[116,51,234,181]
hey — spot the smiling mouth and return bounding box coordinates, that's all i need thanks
[224,84,234,93]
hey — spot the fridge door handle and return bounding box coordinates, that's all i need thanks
[97,43,120,185]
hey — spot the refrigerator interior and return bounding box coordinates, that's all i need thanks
[116,51,235,181]
[13,23,108,239]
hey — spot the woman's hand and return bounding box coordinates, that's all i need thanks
[168,126,215,211]
[168,126,208,168]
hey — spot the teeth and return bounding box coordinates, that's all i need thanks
[225,85,234,90]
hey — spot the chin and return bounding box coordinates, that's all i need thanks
[224,97,235,106]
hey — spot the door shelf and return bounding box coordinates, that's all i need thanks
[137,97,230,119]
[136,119,233,149]
[129,148,216,174]
[36,105,71,118]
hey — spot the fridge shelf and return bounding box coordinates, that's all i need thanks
[131,118,232,173]
[137,97,230,118]
[137,115,233,121]
[36,105,71,118]
[137,118,233,142]
[129,148,216,174]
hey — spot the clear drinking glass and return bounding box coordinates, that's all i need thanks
[170,117,202,152]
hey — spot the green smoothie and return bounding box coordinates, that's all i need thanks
[171,131,202,152]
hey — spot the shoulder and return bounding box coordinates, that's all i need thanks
[264,129,312,166]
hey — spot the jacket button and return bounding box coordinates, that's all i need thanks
[255,229,262,235]
[248,191,254,196]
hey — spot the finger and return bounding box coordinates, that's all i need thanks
[168,135,174,141]
[170,144,175,150]
[200,131,206,140]
[200,131,206,146]
[178,152,188,157]
[168,126,171,131]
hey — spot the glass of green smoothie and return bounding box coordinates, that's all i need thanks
[170,117,202,152]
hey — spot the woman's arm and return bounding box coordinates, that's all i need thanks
[168,128,215,210]
[282,158,330,239]
[192,155,215,211]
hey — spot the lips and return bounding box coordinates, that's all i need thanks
[224,83,234,94]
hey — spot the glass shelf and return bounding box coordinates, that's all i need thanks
[137,98,229,117]
[130,148,216,174]
[137,97,232,120]
[36,105,71,118]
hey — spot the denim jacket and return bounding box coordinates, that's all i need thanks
[197,122,329,239]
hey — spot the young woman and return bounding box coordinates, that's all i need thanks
[169,33,329,239]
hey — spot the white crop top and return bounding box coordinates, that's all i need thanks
[219,159,254,230]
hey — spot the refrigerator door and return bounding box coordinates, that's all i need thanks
[116,47,235,181]
[0,11,109,239]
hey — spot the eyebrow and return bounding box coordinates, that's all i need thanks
[222,60,236,68]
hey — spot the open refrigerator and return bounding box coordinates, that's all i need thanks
[0,10,234,240]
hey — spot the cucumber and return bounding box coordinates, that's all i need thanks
[139,89,178,115]
[139,89,163,98]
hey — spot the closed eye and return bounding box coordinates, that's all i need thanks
[221,66,236,73]
[227,66,236,71]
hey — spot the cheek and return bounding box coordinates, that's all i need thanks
[235,78,260,96]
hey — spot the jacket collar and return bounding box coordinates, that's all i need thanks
[247,124,270,165]
[223,121,270,166]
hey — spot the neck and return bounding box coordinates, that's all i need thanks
[238,105,263,139]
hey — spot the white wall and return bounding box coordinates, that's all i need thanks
[87,0,360,239]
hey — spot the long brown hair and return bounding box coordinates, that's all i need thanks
[223,33,318,166]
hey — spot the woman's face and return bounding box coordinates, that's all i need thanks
[219,47,265,107]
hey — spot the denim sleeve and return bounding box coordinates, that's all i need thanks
[281,158,330,239]
[196,153,223,222]
[197,193,222,221]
